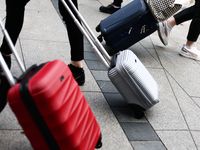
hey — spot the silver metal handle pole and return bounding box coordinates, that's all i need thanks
[0,19,25,73]
[60,0,111,69]
[66,0,111,62]
[0,53,16,86]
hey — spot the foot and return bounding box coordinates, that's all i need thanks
[99,4,121,14]
[179,44,200,60]
[68,64,85,86]
[0,54,11,113]
[158,20,172,46]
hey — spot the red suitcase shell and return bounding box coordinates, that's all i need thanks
[7,60,102,150]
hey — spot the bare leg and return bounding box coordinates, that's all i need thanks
[71,60,83,68]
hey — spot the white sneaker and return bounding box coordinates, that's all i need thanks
[158,20,172,46]
[179,45,200,60]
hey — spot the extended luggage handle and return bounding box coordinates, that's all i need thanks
[0,53,15,86]
[0,18,26,86]
[61,0,111,69]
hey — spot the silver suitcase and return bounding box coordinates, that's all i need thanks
[62,0,159,119]
[109,50,159,114]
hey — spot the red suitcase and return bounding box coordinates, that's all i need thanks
[0,17,102,150]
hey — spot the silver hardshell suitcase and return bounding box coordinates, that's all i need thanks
[62,0,159,119]
[109,50,159,111]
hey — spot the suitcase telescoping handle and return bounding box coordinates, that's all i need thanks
[0,18,26,86]
[61,0,111,69]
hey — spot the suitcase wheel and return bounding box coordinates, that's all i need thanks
[134,111,144,119]
[96,24,100,32]
[97,35,103,42]
[129,104,145,119]
[95,133,102,149]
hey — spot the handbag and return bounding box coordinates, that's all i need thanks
[145,0,182,22]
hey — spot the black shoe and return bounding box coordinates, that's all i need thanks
[0,54,11,113]
[99,4,121,14]
[68,64,85,86]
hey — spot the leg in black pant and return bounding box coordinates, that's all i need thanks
[58,0,85,85]
[158,0,200,60]
[58,0,84,61]
[0,0,30,55]
[0,0,30,113]
[174,0,200,42]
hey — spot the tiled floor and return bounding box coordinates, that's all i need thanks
[50,1,166,149]
[83,43,166,149]
[0,0,200,149]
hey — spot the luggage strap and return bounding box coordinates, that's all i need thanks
[19,64,60,150]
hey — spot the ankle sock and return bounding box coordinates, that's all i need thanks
[166,20,172,30]
[185,45,195,50]
[112,4,120,8]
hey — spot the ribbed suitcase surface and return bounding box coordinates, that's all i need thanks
[108,50,159,109]
[7,60,101,150]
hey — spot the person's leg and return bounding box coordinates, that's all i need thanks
[186,0,200,43]
[113,0,123,7]
[174,6,196,25]
[179,0,200,60]
[0,0,30,113]
[99,0,123,14]
[58,0,85,85]
[158,5,196,46]
[0,0,29,56]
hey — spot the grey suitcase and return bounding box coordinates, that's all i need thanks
[62,0,159,119]
[109,50,159,117]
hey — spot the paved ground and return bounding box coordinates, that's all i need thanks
[0,0,200,150]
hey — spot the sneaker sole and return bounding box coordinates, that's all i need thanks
[179,51,200,60]
[99,9,117,14]
[157,23,168,46]
[99,7,119,14]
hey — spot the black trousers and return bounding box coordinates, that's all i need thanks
[0,0,84,61]
[58,0,84,61]
[174,0,200,41]
[113,0,123,7]
[0,0,30,55]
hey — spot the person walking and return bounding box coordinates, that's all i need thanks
[99,0,123,14]
[158,0,200,60]
[0,0,85,112]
